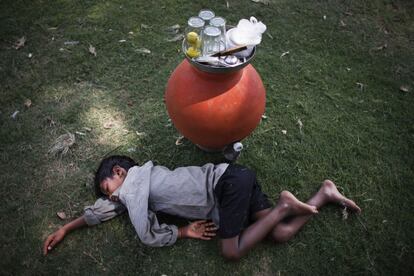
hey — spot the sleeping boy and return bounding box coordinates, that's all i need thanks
[43,155,361,260]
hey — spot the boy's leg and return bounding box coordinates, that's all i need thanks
[253,180,361,243]
[220,191,318,261]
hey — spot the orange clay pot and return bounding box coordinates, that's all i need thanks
[165,59,266,150]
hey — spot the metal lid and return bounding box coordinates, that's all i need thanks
[210,17,226,27]
[188,16,205,28]
[198,9,215,21]
[203,26,221,37]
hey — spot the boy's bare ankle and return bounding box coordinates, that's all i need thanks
[317,180,336,200]
[318,180,362,213]
[277,191,318,216]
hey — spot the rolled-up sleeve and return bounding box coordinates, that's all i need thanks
[83,197,126,226]
[120,163,178,247]
[126,195,178,247]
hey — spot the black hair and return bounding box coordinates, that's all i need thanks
[94,155,136,197]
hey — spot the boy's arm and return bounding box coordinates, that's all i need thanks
[83,197,126,225]
[43,197,126,255]
[43,216,87,256]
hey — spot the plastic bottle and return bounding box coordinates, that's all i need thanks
[223,142,243,162]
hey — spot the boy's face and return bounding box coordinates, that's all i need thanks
[100,165,127,199]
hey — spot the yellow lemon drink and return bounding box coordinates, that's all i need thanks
[186,47,200,58]
[186,32,199,45]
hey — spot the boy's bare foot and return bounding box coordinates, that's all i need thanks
[277,191,318,216]
[320,180,361,213]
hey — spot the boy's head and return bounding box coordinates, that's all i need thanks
[94,155,136,198]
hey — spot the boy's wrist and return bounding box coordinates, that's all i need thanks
[59,226,68,235]
[53,227,67,239]
[178,226,187,239]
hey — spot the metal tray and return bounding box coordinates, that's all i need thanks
[182,39,256,74]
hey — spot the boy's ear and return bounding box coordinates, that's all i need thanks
[112,165,125,176]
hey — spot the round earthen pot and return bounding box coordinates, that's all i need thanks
[165,59,266,151]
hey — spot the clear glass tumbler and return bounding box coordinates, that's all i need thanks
[209,16,226,48]
[185,17,205,57]
[198,9,215,25]
[186,16,205,36]
[202,26,222,56]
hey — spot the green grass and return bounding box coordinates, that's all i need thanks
[1,0,413,275]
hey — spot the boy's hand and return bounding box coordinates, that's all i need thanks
[180,220,217,240]
[43,228,66,255]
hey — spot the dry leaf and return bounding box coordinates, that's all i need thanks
[281,130,287,135]
[64,41,79,46]
[128,31,134,35]
[261,114,268,120]
[24,99,32,108]
[45,116,56,127]
[135,131,146,136]
[103,122,115,129]
[135,48,151,54]
[83,127,92,132]
[166,34,184,42]
[75,131,86,136]
[400,85,410,93]
[14,36,26,50]
[127,147,137,153]
[28,53,33,58]
[165,24,180,34]
[371,43,387,52]
[48,133,75,155]
[342,207,348,220]
[356,82,364,91]
[57,211,67,220]
[141,24,150,29]
[251,0,270,5]
[363,198,374,202]
[118,39,126,43]
[89,44,97,57]
[226,1,230,8]
[175,135,185,146]
[280,51,290,58]
[266,33,274,40]
[297,118,303,133]
[339,20,346,27]
[11,110,19,119]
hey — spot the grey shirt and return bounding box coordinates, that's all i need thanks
[83,161,229,247]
